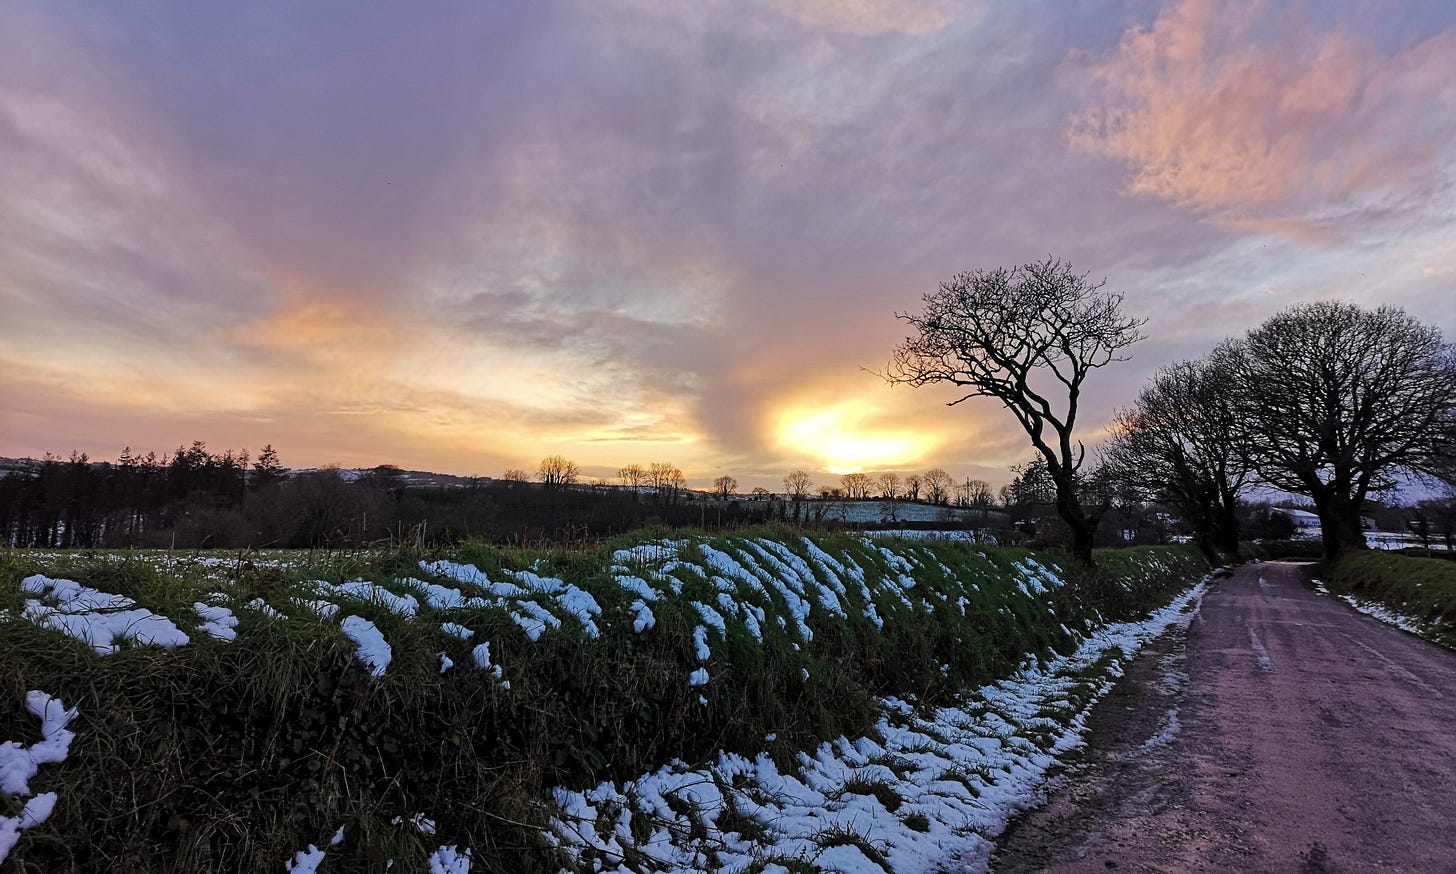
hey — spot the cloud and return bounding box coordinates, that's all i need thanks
[1068,0,1456,239]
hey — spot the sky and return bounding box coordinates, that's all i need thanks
[2,0,1454,490]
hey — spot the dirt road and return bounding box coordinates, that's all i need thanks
[990,561,1456,873]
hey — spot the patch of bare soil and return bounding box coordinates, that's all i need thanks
[988,562,1456,874]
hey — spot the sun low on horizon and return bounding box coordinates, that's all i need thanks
[773,399,940,475]
[2,0,1454,491]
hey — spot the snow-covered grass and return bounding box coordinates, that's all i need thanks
[544,584,1207,873]
[1322,552,1456,649]
[0,533,1206,872]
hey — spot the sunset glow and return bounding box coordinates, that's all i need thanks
[775,401,937,475]
[1,0,1452,489]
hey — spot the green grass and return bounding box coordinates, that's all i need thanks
[0,536,1206,872]
[1328,551,1456,647]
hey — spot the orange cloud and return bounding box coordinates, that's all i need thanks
[1068,0,1456,232]
[232,297,397,351]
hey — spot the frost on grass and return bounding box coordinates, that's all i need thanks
[0,692,78,864]
[18,575,191,654]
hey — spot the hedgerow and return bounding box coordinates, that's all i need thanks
[1,533,1205,872]
[1327,551,1456,647]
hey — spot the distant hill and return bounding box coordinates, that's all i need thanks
[0,457,39,475]
[0,456,483,489]
[285,466,483,488]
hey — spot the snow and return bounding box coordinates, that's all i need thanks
[628,599,656,633]
[471,642,493,669]
[340,615,392,677]
[3,538,1207,872]
[691,601,728,637]
[1,692,77,864]
[614,575,659,601]
[285,844,327,873]
[194,602,239,641]
[316,579,420,616]
[1312,579,1446,643]
[440,622,474,640]
[543,581,1210,873]
[19,575,190,654]
[418,560,602,638]
[246,597,285,619]
[428,845,473,873]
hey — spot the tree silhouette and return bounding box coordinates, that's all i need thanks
[1227,302,1456,562]
[887,257,1144,566]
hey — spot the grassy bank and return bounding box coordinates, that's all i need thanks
[1327,551,1456,647]
[1,532,1205,872]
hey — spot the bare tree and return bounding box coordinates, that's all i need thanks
[903,473,922,502]
[876,471,901,500]
[536,455,580,488]
[647,462,686,504]
[712,474,738,500]
[500,468,530,483]
[1105,356,1254,565]
[1227,301,1456,563]
[963,478,994,531]
[617,464,646,489]
[784,469,813,522]
[750,486,772,501]
[887,257,1145,566]
[923,467,953,505]
[841,472,873,499]
[962,478,993,508]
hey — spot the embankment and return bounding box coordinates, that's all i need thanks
[1,533,1205,872]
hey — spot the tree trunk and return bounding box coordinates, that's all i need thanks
[1316,495,1368,565]
[1054,485,1097,568]
[1212,499,1242,563]
[1192,531,1220,566]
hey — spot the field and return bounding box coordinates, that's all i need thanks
[2,532,1207,872]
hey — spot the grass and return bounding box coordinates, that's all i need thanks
[1327,551,1456,647]
[1,535,1206,872]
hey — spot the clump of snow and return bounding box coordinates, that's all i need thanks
[193,602,239,641]
[392,813,437,835]
[19,575,190,654]
[316,579,420,616]
[614,575,658,601]
[340,615,392,677]
[688,668,710,687]
[285,844,327,873]
[246,597,285,620]
[301,599,340,619]
[418,561,602,638]
[428,845,472,873]
[471,642,505,682]
[440,622,473,640]
[628,600,655,633]
[1,692,78,864]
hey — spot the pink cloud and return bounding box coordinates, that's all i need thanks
[1068,0,1456,236]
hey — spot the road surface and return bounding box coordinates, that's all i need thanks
[991,561,1456,873]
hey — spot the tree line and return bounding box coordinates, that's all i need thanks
[0,446,774,549]
[889,258,1456,567]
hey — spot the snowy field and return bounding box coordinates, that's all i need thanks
[2,539,1205,871]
